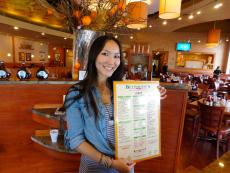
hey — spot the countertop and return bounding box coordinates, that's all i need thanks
[31,134,78,154]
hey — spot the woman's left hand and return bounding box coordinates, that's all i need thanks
[158,86,167,100]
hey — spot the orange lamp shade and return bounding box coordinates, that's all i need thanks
[159,0,182,19]
[206,29,221,47]
[127,1,148,29]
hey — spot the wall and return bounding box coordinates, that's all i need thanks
[0,33,53,65]
[121,31,229,71]
[14,36,49,63]
[0,34,13,62]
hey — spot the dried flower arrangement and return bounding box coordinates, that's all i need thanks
[38,0,131,32]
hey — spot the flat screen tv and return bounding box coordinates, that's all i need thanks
[176,42,191,51]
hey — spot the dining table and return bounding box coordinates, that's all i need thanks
[189,98,230,117]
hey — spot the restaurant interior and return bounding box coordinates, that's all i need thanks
[0,0,230,173]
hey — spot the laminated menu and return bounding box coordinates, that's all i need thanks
[113,81,161,162]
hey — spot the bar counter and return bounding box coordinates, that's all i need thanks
[0,81,188,173]
[0,79,76,85]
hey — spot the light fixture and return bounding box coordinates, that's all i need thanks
[206,27,221,47]
[47,55,51,59]
[188,14,194,19]
[7,53,11,57]
[64,37,67,40]
[115,35,118,38]
[40,43,43,46]
[218,162,224,168]
[226,38,229,42]
[178,17,182,20]
[214,2,223,9]
[130,36,134,39]
[196,11,201,15]
[41,32,45,35]
[149,25,152,28]
[31,54,35,58]
[197,40,201,43]
[162,20,167,25]
[159,0,182,19]
[127,1,148,29]
[14,26,19,30]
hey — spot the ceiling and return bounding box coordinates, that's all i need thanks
[147,0,230,33]
[0,0,229,47]
[0,0,67,31]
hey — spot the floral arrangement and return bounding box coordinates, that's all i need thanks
[42,0,130,32]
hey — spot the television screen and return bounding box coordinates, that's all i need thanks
[176,42,191,51]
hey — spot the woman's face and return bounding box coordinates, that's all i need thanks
[95,40,121,81]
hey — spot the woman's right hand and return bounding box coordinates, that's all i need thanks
[112,158,136,173]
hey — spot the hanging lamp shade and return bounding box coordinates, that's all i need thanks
[127,1,148,29]
[206,29,221,47]
[159,0,182,19]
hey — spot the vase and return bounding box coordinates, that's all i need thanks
[72,29,105,80]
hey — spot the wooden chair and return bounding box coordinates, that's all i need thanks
[185,103,199,138]
[194,102,230,159]
[197,83,209,98]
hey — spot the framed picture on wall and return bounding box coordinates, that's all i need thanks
[54,53,61,62]
[26,53,31,61]
[19,52,25,61]
[39,52,45,61]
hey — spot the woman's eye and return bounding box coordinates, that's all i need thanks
[114,55,120,59]
[101,52,109,56]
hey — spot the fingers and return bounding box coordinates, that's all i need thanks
[158,86,167,99]
[128,162,136,167]
[160,94,167,100]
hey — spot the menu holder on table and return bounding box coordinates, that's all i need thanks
[113,81,161,162]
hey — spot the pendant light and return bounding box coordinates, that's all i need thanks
[159,0,182,19]
[127,1,148,29]
[206,22,221,47]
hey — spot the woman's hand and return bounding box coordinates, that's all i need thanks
[158,86,167,100]
[112,158,136,173]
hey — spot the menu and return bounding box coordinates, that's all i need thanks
[113,81,161,162]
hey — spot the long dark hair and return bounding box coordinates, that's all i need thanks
[65,35,124,119]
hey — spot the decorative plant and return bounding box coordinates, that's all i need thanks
[38,0,130,32]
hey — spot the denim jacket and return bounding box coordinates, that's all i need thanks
[64,85,114,156]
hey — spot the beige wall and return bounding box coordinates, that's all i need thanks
[0,33,49,64]
[121,31,229,71]
[14,37,48,63]
[0,34,13,62]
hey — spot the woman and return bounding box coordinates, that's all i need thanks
[64,35,166,173]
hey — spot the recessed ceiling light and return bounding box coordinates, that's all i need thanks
[7,53,11,57]
[218,162,224,167]
[226,38,229,42]
[31,54,34,58]
[14,26,19,30]
[197,40,201,43]
[149,25,152,28]
[214,3,223,9]
[64,37,67,40]
[47,55,51,59]
[114,35,118,38]
[196,11,201,15]
[178,17,182,20]
[163,20,167,25]
[130,36,133,39]
[188,14,194,19]
[40,43,43,46]
[41,32,45,36]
